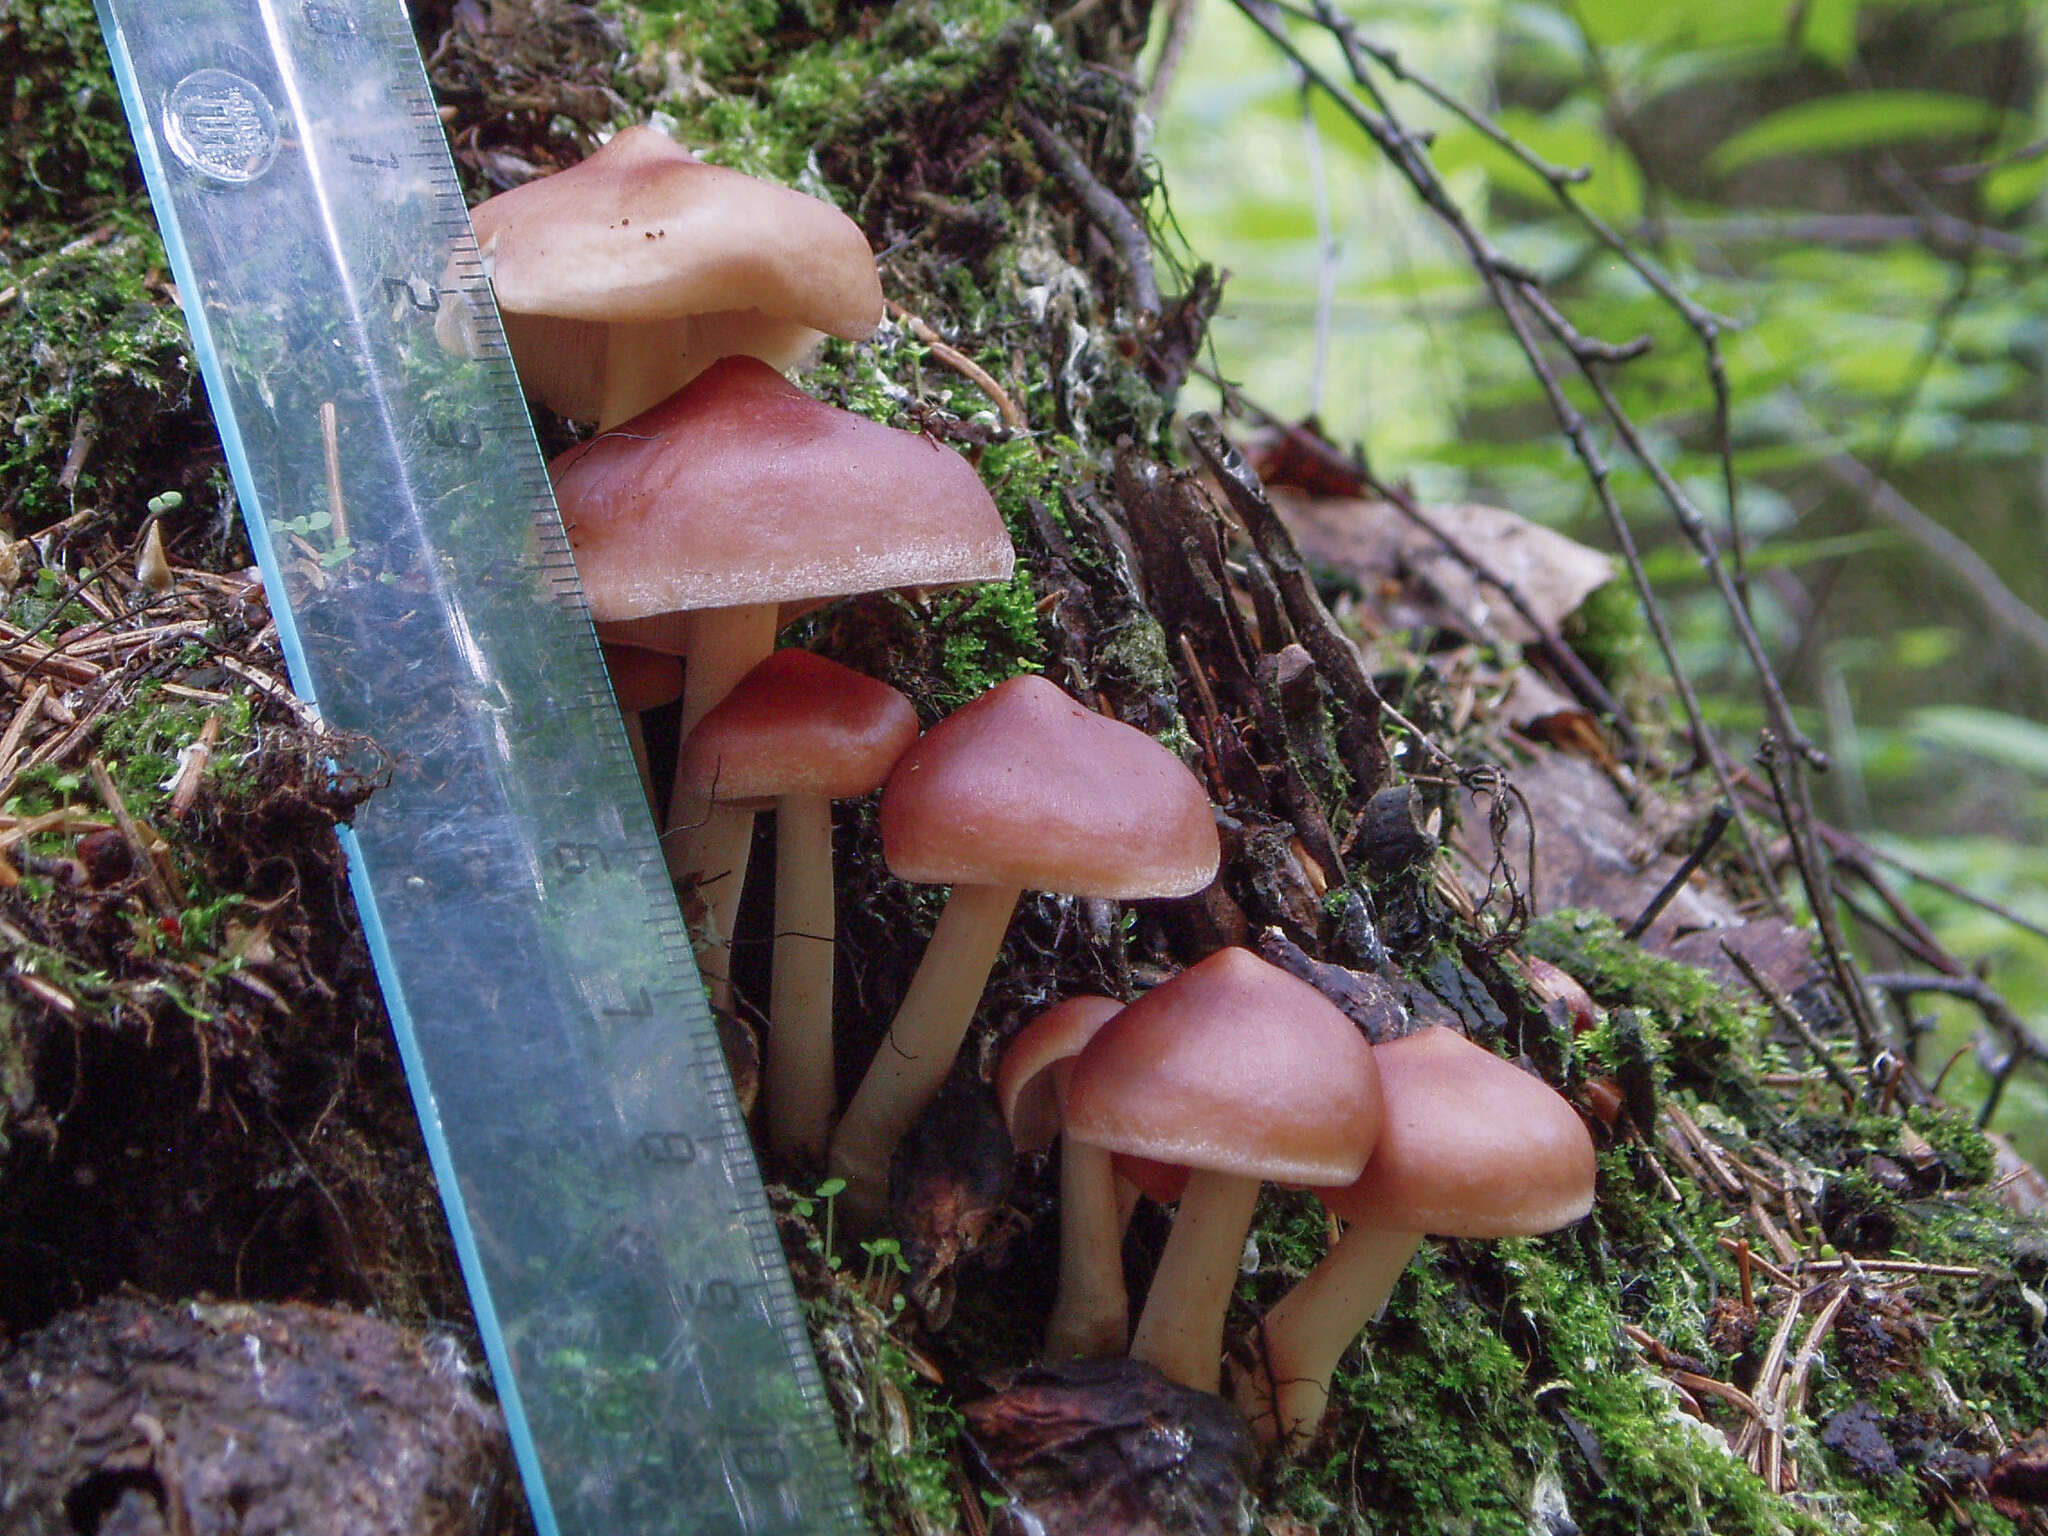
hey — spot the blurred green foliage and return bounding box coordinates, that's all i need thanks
[1152,0,2048,1156]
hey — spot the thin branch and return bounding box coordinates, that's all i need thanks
[1817,825,2048,949]
[1288,0,1758,630]
[1625,802,1731,942]
[1221,0,1787,905]
[1756,730,1887,1066]
[1815,446,2048,670]
[1646,213,2032,260]
[1927,133,2048,184]
[1205,386,1639,746]
[1143,0,1201,118]
[1727,942,1864,1104]
[1014,106,1161,319]
[1865,971,2048,1069]
[1298,79,1339,419]
[1513,283,1826,768]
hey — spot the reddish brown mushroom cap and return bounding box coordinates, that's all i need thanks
[550,357,1014,625]
[1065,947,1382,1187]
[1317,1027,1596,1237]
[601,644,685,713]
[879,674,1219,900]
[462,126,882,420]
[471,127,880,329]
[1113,1152,1189,1206]
[675,650,919,806]
[996,995,1127,1154]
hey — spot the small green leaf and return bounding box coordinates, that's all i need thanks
[1890,627,1959,671]
[1795,0,1859,68]
[1911,705,2048,779]
[1710,91,2006,174]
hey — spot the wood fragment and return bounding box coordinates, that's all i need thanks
[320,399,352,544]
[0,645,99,687]
[218,654,323,728]
[155,682,236,705]
[87,756,183,916]
[166,713,222,822]
[10,971,79,1016]
[0,810,114,847]
[1,684,124,795]
[1664,1102,1746,1197]
[1658,1118,1718,1192]
[1735,1289,1806,1464]
[1670,1368,1763,1421]
[1640,1143,1687,1205]
[1747,1200,1802,1269]
[1175,629,1228,800]
[888,304,1027,430]
[0,682,50,782]
[1717,1233,1796,1290]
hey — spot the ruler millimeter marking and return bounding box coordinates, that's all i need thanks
[92,3,866,1532]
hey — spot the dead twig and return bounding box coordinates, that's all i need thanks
[1013,105,1161,319]
[87,756,183,916]
[1755,732,1888,1066]
[1725,942,1864,1103]
[165,712,223,822]
[887,303,1026,430]
[1820,823,2048,950]
[1624,802,1731,940]
[1865,969,2048,1126]
[1222,0,1787,905]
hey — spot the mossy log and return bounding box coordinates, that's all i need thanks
[2,3,2045,1535]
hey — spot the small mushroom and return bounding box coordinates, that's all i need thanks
[1229,1026,1596,1451]
[600,643,683,812]
[827,674,1219,1230]
[675,650,919,1161]
[1063,948,1384,1394]
[453,125,882,430]
[549,356,1013,1000]
[997,995,1134,1359]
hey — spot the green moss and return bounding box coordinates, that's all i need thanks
[863,1335,969,1530]
[1,219,197,531]
[0,990,37,1156]
[1093,612,1180,713]
[632,0,1021,188]
[1902,1104,1997,1186]
[1526,909,1761,1091]
[7,565,99,635]
[927,565,1043,709]
[90,685,255,815]
[2,0,141,227]
[1567,578,1656,707]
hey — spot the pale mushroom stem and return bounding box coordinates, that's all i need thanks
[665,603,782,1007]
[1128,1168,1262,1394]
[1044,1134,1131,1360]
[828,880,1019,1228]
[595,317,697,434]
[1233,1226,1423,1451]
[767,791,836,1161]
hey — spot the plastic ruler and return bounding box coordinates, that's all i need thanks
[92,3,867,1532]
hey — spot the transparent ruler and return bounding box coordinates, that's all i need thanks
[93,3,866,1532]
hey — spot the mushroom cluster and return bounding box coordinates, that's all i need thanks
[997,956,1598,1453]
[466,123,1604,1468]
[458,125,1226,1206]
